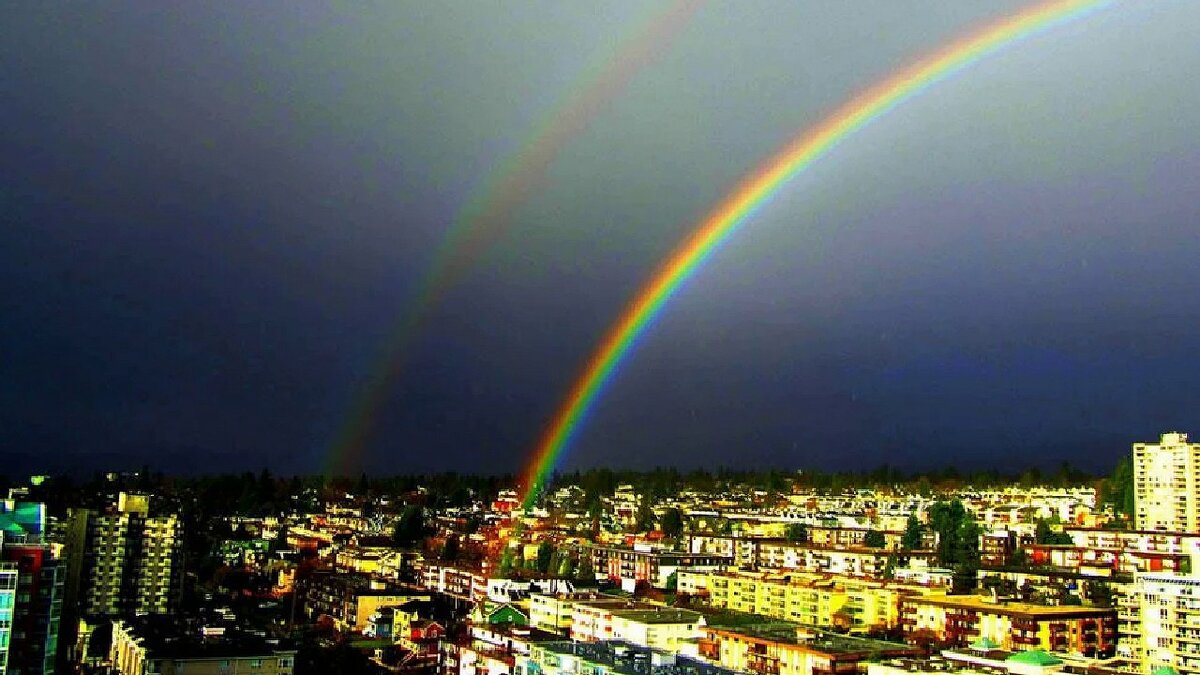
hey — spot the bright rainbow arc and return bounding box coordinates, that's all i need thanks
[521,0,1116,506]
[323,1,702,476]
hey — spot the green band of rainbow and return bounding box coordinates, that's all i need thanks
[521,0,1115,506]
[323,1,701,476]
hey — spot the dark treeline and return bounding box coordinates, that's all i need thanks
[16,460,1128,521]
[545,462,1101,499]
[24,461,1122,509]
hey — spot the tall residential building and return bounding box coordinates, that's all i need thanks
[0,563,18,674]
[0,497,64,675]
[1137,573,1200,675]
[3,540,64,675]
[1134,433,1200,531]
[60,493,183,667]
[64,492,182,617]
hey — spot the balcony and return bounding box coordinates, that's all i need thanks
[747,653,781,675]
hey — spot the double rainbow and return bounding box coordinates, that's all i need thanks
[521,0,1116,506]
[324,1,701,476]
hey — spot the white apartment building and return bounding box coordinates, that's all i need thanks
[1137,573,1200,675]
[1134,433,1200,532]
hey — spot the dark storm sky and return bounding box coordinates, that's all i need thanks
[3,2,1198,476]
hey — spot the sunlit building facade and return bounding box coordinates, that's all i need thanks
[1134,433,1200,532]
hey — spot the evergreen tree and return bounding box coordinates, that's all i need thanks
[1101,455,1135,518]
[901,514,923,551]
[536,540,555,573]
[441,536,459,562]
[392,506,426,548]
[785,523,808,542]
[634,497,656,533]
[863,530,887,548]
[575,556,595,584]
[558,554,575,579]
[660,508,685,538]
[499,546,517,578]
[882,552,897,580]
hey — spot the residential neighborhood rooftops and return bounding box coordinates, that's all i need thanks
[539,640,737,675]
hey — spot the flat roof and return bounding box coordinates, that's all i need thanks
[905,595,1114,618]
[540,640,736,675]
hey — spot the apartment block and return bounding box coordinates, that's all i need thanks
[899,595,1117,656]
[3,539,64,675]
[678,570,927,631]
[63,493,183,618]
[1134,433,1200,532]
[1137,573,1200,675]
[517,640,738,675]
[567,599,703,652]
[585,545,730,588]
[699,624,919,675]
[530,591,624,634]
[110,617,296,675]
[300,571,427,633]
[755,542,934,577]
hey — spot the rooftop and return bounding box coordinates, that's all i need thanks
[539,640,736,675]
[115,617,296,661]
[612,609,703,625]
[703,612,917,657]
[905,595,1114,618]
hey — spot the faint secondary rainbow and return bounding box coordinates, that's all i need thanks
[521,0,1116,505]
[324,1,702,476]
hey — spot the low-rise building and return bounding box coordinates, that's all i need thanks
[109,617,296,675]
[300,571,427,633]
[899,595,1117,657]
[700,622,919,675]
[679,569,931,631]
[529,591,622,634]
[586,545,730,589]
[755,541,935,577]
[518,640,738,675]
[448,624,562,675]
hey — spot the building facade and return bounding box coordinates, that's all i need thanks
[899,595,1117,657]
[1134,433,1200,532]
[678,570,928,631]
[1137,573,1200,675]
[110,619,296,675]
[63,493,183,618]
[3,540,63,675]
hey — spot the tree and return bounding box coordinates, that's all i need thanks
[901,514,923,551]
[1086,581,1115,608]
[1035,519,1073,546]
[536,540,555,574]
[660,508,685,538]
[863,530,887,548]
[1100,455,1135,518]
[634,498,656,533]
[926,500,982,595]
[499,546,517,579]
[785,523,808,542]
[441,536,460,562]
[269,524,289,553]
[557,554,576,579]
[575,556,595,584]
[882,553,897,580]
[392,506,426,548]
[665,571,678,592]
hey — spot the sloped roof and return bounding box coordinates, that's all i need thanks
[1006,650,1063,666]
